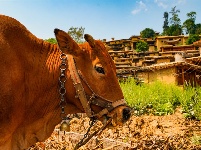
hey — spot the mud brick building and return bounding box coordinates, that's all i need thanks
[103,35,201,86]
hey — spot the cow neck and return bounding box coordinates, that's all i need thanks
[66,54,127,119]
[44,42,61,73]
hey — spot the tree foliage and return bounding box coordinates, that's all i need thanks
[162,12,169,35]
[162,6,182,36]
[195,23,201,35]
[168,6,182,35]
[166,25,182,36]
[183,11,196,34]
[136,40,149,52]
[140,28,155,38]
[182,12,201,35]
[67,26,85,43]
[186,34,200,45]
[45,38,57,44]
[163,9,201,36]
[169,6,181,25]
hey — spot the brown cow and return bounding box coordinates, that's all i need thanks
[0,15,131,150]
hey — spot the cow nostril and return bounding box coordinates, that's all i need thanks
[122,107,131,121]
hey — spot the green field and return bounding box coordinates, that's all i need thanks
[120,78,201,120]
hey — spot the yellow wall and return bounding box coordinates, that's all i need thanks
[138,67,176,84]
[156,58,171,64]
[155,35,201,51]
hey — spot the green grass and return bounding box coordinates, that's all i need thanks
[191,134,201,145]
[181,85,201,120]
[120,78,201,120]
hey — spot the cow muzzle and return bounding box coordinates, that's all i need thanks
[103,105,131,126]
[123,107,132,121]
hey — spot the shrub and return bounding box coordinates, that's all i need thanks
[140,28,155,38]
[136,40,149,52]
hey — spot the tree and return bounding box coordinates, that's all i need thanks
[67,26,85,43]
[169,6,181,25]
[45,38,57,44]
[136,40,149,52]
[195,23,201,35]
[163,6,182,36]
[162,12,169,35]
[186,34,200,45]
[166,25,182,36]
[44,26,85,44]
[183,11,196,34]
[140,28,155,38]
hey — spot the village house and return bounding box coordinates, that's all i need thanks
[136,60,201,86]
[104,35,201,86]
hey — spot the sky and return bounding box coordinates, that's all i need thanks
[1,0,201,41]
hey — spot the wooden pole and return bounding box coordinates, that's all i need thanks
[182,68,185,86]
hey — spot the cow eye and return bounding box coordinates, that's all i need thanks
[95,64,105,74]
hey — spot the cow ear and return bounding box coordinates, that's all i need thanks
[54,28,81,57]
[84,34,96,48]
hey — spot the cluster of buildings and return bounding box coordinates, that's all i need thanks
[103,35,201,86]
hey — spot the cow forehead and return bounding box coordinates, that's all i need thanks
[78,42,91,51]
[78,41,107,58]
[79,41,106,52]
[78,41,116,69]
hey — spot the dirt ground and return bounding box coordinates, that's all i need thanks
[29,108,201,150]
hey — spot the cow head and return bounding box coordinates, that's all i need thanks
[54,29,131,126]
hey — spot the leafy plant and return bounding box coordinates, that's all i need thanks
[136,40,149,52]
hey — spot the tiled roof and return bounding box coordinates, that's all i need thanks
[116,61,201,75]
[143,61,201,71]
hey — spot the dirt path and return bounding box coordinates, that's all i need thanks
[29,109,201,150]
